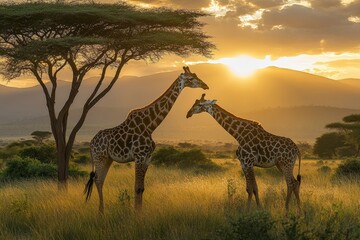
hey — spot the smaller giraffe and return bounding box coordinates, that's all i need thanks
[187,94,301,214]
[84,67,209,213]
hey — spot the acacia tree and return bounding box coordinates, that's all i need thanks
[31,131,52,144]
[0,2,214,185]
[326,114,360,157]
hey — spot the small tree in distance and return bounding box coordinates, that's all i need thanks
[0,2,214,186]
[326,114,360,157]
[313,132,345,159]
[31,131,52,144]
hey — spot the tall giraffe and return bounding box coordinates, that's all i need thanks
[186,94,301,213]
[84,67,208,213]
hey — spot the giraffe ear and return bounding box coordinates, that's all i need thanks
[211,100,217,104]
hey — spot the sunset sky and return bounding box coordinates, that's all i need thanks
[2,0,360,87]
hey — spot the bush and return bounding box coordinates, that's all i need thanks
[334,159,360,179]
[218,211,276,240]
[73,154,90,164]
[19,145,56,164]
[0,156,87,181]
[177,142,198,149]
[336,146,357,157]
[1,156,57,180]
[152,147,222,173]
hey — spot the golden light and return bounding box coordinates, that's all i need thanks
[217,55,272,77]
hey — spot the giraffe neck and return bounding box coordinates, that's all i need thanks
[127,77,183,134]
[209,104,262,143]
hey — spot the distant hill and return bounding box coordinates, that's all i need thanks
[1,64,360,142]
[338,78,360,89]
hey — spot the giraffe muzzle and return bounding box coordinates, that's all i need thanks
[186,111,193,118]
[202,83,209,90]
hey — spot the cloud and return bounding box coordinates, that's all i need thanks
[315,59,360,68]
[309,0,342,9]
[260,4,349,29]
[249,0,285,8]
[97,0,360,58]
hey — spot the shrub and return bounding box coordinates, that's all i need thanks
[19,144,56,164]
[177,142,198,149]
[218,211,276,240]
[68,163,87,178]
[152,147,222,173]
[1,156,57,180]
[334,159,360,179]
[0,156,86,180]
[152,147,180,167]
[73,154,90,164]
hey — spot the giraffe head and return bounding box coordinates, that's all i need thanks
[179,66,209,90]
[186,93,217,118]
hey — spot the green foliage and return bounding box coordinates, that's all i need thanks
[31,130,52,144]
[0,156,86,181]
[326,114,360,157]
[68,163,87,178]
[19,144,56,164]
[281,215,313,239]
[0,2,214,79]
[336,146,357,157]
[73,154,90,164]
[313,132,345,158]
[152,147,222,172]
[1,156,57,180]
[335,159,360,179]
[343,114,360,122]
[219,211,276,240]
[177,142,198,149]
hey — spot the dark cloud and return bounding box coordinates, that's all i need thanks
[249,0,285,8]
[118,0,360,58]
[309,0,342,9]
[260,4,348,29]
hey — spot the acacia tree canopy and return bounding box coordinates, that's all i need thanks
[0,2,214,184]
[326,114,360,157]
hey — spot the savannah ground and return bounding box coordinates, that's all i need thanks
[0,154,359,240]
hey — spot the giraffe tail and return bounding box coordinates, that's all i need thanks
[84,171,96,202]
[297,152,301,185]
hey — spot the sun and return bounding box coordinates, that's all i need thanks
[217,55,272,77]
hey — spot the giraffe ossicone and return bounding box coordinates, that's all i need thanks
[187,93,302,214]
[84,66,208,213]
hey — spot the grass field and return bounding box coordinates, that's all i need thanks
[0,159,359,240]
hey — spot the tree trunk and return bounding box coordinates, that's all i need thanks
[57,141,69,190]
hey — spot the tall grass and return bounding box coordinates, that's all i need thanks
[0,160,359,239]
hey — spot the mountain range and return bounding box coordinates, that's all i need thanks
[1,63,360,143]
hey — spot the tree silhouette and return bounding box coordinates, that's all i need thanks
[31,131,52,144]
[313,132,345,159]
[326,114,360,157]
[0,2,214,185]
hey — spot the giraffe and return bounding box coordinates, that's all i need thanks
[84,67,209,213]
[186,94,301,214]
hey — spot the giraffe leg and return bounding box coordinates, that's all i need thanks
[294,178,301,214]
[242,166,259,210]
[94,157,113,214]
[282,168,297,215]
[253,176,261,208]
[135,161,149,212]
